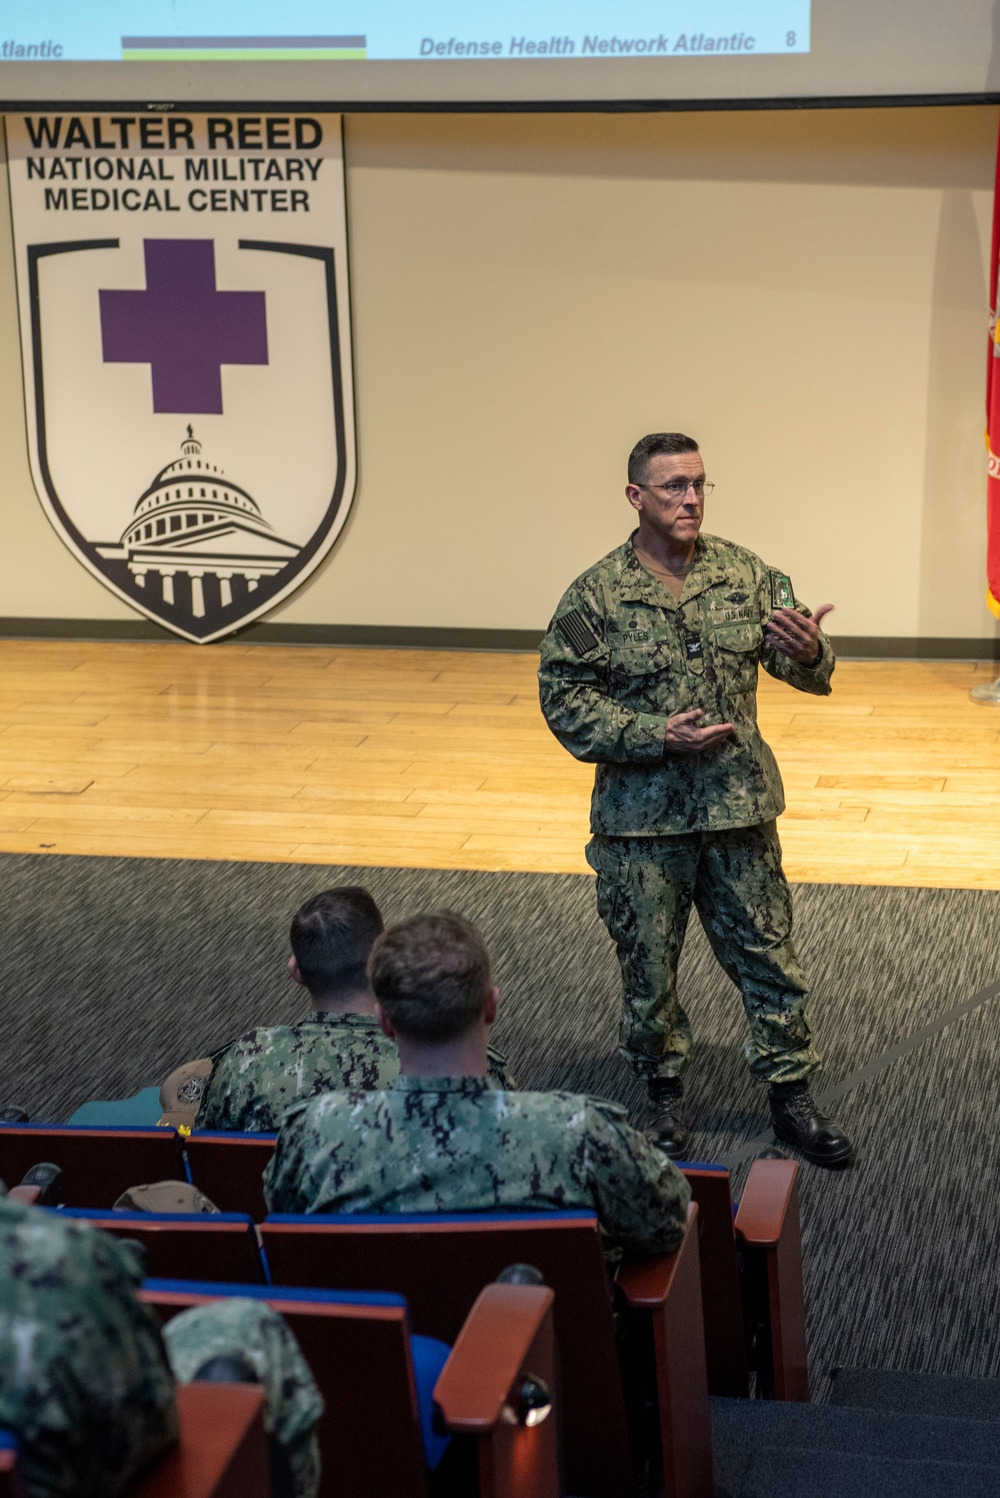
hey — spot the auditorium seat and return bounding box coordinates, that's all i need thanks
[184,1131,276,1220]
[66,1087,164,1127]
[0,1123,185,1207]
[142,1276,559,1498]
[0,1386,270,1498]
[679,1157,807,1400]
[159,1130,804,1401]
[730,1157,808,1402]
[260,1202,711,1498]
[47,1208,267,1283]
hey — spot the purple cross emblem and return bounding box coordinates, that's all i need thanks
[100,239,268,414]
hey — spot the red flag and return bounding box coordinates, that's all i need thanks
[987,119,1000,617]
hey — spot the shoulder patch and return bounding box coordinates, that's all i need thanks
[768,570,795,611]
[557,608,599,656]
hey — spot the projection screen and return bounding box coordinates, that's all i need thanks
[0,0,997,107]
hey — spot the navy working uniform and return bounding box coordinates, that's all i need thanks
[538,533,833,1084]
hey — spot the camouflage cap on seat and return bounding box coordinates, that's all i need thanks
[114,1180,221,1214]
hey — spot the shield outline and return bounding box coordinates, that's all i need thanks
[22,235,354,644]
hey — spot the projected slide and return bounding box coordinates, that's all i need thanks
[2,1,810,62]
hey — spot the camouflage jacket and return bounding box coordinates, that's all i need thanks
[538,535,834,835]
[0,1188,177,1498]
[264,1076,691,1255]
[196,1011,515,1133]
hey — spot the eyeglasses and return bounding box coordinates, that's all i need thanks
[637,479,714,499]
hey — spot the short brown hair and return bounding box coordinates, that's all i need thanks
[628,432,699,484]
[368,911,491,1043]
[290,887,384,999]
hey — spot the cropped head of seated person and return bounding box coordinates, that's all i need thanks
[264,910,690,1255]
[197,886,516,1134]
[0,1177,322,1498]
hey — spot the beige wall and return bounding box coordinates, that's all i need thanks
[1,105,997,640]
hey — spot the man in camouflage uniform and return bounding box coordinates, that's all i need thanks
[265,912,690,1256]
[537,432,852,1168]
[0,1184,322,1497]
[197,886,516,1133]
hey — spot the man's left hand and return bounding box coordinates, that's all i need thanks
[765,603,834,665]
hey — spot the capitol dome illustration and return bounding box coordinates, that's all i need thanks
[107,427,299,620]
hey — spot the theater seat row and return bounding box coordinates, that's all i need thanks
[144,1276,559,1498]
[0,1123,809,1496]
[0,1277,559,1498]
[0,1121,807,1402]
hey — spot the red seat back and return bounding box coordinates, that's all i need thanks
[0,1125,184,1207]
[260,1212,631,1498]
[52,1210,266,1283]
[679,1166,748,1396]
[143,1285,428,1498]
[185,1134,275,1220]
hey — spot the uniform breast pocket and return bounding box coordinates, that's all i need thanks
[711,622,763,687]
[609,645,671,708]
[711,622,762,654]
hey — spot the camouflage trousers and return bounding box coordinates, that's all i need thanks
[587,822,820,1084]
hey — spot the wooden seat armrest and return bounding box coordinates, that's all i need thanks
[617,1208,714,1498]
[616,1201,698,1308]
[733,1158,798,1247]
[137,1383,269,1498]
[7,1186,40,1206]
[433,1283,555,1433]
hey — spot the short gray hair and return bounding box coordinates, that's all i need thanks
[628,432,699,484]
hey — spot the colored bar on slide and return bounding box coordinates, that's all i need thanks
[121,35,367,60]
[123,48,367,59]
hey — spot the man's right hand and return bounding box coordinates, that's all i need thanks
[663,709,734,754]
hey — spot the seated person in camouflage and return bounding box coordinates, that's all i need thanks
[197,887,513,1134]
[161,1297,323,1498]
[265,911,690,1255]
[0,1182,322,1498]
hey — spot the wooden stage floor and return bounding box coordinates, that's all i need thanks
[1,640,999,888]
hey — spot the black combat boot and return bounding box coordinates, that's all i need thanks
[645,1077,690,1159]
[769,1080,853,1168]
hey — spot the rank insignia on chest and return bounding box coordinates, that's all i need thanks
[685,638,703,660]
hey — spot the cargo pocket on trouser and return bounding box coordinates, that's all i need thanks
[586,836,633,949]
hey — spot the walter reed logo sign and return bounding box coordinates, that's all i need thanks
[5,111,356,643]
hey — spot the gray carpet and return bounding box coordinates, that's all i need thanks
[3,851,1000,1398]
